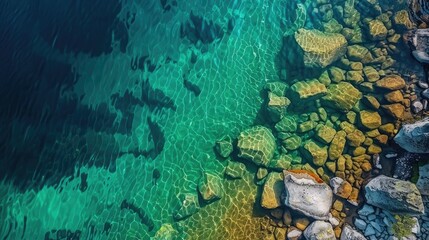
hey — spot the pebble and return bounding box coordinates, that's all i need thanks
[411,100,424,113]
[418,79,429,89]
[422,99,428,110]
[385,153,397,158]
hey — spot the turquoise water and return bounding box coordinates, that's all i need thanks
[0,0,421,239]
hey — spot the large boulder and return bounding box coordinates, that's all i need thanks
[303,221,336,240]
[295,28,348,68]
[394,118,429,153]
[364,175,424,215]
[322,82,362,112]
[237,126,276,166]
[340,224,366,240]
[283,171,333,220]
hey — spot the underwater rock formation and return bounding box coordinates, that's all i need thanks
[294,28,348,68]
[237,126,276,167]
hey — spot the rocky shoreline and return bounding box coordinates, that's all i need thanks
[153,0,429,239]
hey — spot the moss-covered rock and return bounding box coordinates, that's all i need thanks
[322,82,362,112]
[289,79,327,101]
[302,140,329,166]
[237,126,276,166]
[359,110,382,129]
[316,125,337,144]
[329,131,347,160]
[375,75,406,90]
[294,28,348,68]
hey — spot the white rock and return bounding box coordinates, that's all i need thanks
[330,177,344,194]
[287,229,302,239]
[411,217,420,235]
[329,216,340,227]
[340,224,367,240]
[283,171,333,220]
[303,221,336,240]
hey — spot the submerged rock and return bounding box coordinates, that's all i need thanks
[375,75,406,90]
[283,170,333,220]
[225,161,246,179]
[295,28,348,68]
[301,140,329,166]
[394,118,429,153]
[289,79,327,101]
[173,193,199,220]
[340,224,366,240]
[261,172,284,209]
[215,136,233,158]
[322,82,362,112]
[198,172,223,202]
[153,224,179,240]
[364,175,424,215]
[237,126,276,166]
[303,220,336,240]
[267,91,291,122]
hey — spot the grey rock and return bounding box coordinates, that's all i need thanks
[411,100,424,114]
[422,89,429,100]
[364,225,376,236]
[340,224,367,240]
[303,220,336,240]
[394,117,429,153]
[417,163,429,195]
[368,214,376,221]
[365,175,425,215]
[355,218,367,231]
[359,204,375,216]
[370,221,382,233]
[283,171,333,220]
